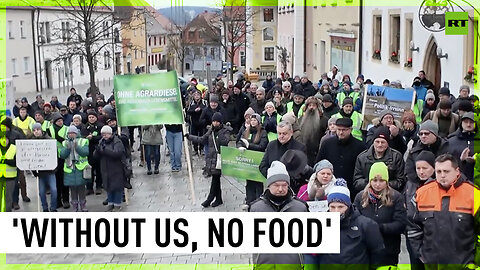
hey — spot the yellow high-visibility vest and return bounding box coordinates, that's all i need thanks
[0,144,17,178]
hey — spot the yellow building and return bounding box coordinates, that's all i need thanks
[117,6,147,74]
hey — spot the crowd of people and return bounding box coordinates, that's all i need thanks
[1,66,479,269]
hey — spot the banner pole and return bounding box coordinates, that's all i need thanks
[117,126,129,206]
[36,176,40,212]
[182,122,196,204]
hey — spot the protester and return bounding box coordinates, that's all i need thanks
[408,154,480,269]
[354,126,406,193]
[422,90,437,120]
[298,159,336,201]
[59,126,89,212]
[250,87,267,115]
[366,109,406,153]
[285,88,306,118]
[423,99,459,138]
[13,107,35,136]
[321,94,339,119]
[0,136,16,212]
[299,96,328,166]
[237,113,268,205]
[95,125,127,212]
[447,112,476,180]
[81,111,103,195]
[262,101,282,142]
[354,162,407,266]
[141,125,163,175]
[165,124,183,172]
[331,97,363,141]
[67,87,83,109]
[319,116,338,150]
[187,112,232,207]
[315,179,385,270]
[30,123,57,212]
[250,161,308,270]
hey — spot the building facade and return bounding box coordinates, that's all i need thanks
[361,4,478,96]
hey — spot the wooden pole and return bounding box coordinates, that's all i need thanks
[37,176,41,212]
[182,123,196,204]
[117,126,129,205]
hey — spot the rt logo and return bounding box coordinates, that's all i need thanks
[445,12,468,35]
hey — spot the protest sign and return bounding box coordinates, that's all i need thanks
[361,85,415,129]
[15,140,57,171]
[220,146,266,183]
[113,71,184,126]
[307,200,329,212]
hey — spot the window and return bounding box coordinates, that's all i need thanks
[12,58,17,75]
[80,55,84,75]
[8,21,13,39]
[39,22,45,43]
[149,37,152,46]
[185,63,190,70]
[185,47,190,55]
[104,51,110,69]
[240,51,245,66]
[263,27,274,41]
[45,22,51,43]
[66,22,70,41]
[264,47,274,61]
[23,57,30,73]
[103,21,109,38]
[194,47,201,56]
[314,43,318,68]
[210,48,215,57]
[141,50,144,58]
[188,31,195,39]
[154,36,157,46]
[20,21,25,38]
[134,27,136,37]
[373,15,382,56]
[466,18,478,79]
[78,22,84,41]
[263,8,274,22]
[198,31,204,39]
[114,28,120,43]
[405,18,413,63]
[204,47,208,56]
[135,49,138,59]
[390,15,400,61]
[62,22,66,41]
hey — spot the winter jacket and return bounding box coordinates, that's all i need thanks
[66,94,83,109]
[232,92,251,119]
[353,146,406,193]
[249,189,308,269]
[220,98,239,127]
[188,124,232,175]
[186,99,207,127]
[236,126,268,152]
[448,127,476,180]
[365,119,407,154]
[423,109,459,138]
[199,106,227,128]
[59,136,89,186]
[322,104,340,119]
[141,125,164,145]
[305,172,336,201]
[422,101,437,120]
[262,79,275,93]
[404,138,448,183]
[405,176,431,255]
[409,177,480,265]
[296,80,316,98]
[354,189,407,265]
[81,121,103,163]
[259,138,306,178]
[94,136,127,193]
[318,206,385,270]
[316,135,366,193]
[452,97,471,113]
[250,99,267,115]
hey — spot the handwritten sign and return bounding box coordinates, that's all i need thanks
[16,140,57,171]
[307,200,329,212]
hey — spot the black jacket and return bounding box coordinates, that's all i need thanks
[297,80,316,98]
[232,92,251,119]
[220,98,239,127]
[94,136,127,193]
[236,126,268,152]
[186,99,207,127]
[353,146,406,193]
[323,104,340,119]
[447,127,476,180]
[199,106,227,128]
[259,138,306,178]
[316,135,366,193]
[366,125,407,154]
[405,138,448,184]
[188,124,232,175]
[318,207,385,269]
[354,189,407,265]
[250,99,267,115]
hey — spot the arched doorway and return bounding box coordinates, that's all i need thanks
[423,36,441,95]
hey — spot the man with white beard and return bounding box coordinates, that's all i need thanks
[299,96,328,166]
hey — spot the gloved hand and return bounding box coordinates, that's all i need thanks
[240,138,249,149]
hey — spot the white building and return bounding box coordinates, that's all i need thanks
[361,3,478,96]
[6,7,37,94]
[34,6,118,93]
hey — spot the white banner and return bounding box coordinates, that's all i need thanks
[16,139,58,171]
[0,212,340,254]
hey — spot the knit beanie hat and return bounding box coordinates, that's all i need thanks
[462,112,475,122]
[244,107,255,118]
[327,178,351,206]
[439,87,450,96]
[51,112,63,124]
[328,116,338,125]
[342,97,354,106]
[458,100,473,112]
[420,120,439,137]
[281,112,296,125]
[426,92,435,101]
[67,125,79,134]
[87,111,98,118]
[212,112,223,123]
[314,159,334,174]
[100,125,113,134]
[415,150,435,169]
[439,100,452,109]
[402,110,417,125]
[32,123,42,131]
[266,161,290,187]
[209,94,219,103]
[264,101,275,110]
[369,162,389,181]
[323,94,333,103]
[379,109,394,121]
[352,83,361,90]
[373,126,391,142]
[256,87,266,95]
[251,113,262,124]
[73,114,82,121]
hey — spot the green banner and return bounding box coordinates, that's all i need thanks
[113,71,184,127]
[221,146,266,183]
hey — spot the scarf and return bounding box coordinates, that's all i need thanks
[367,187,382,205]
[65,138,80,169]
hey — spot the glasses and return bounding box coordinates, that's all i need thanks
[418,132,431,136]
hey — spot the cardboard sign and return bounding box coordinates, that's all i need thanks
[16,140,58,171]
[307,200,329,212]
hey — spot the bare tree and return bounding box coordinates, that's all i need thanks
[276,45,290,75]
[202,0,257,82]
[165,22,187,77]
[50,0,145,103]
